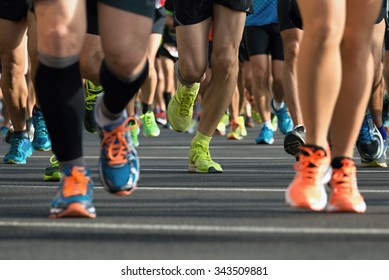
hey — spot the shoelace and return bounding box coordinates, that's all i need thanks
[331,160,356,195]
[50,154,59,168]
[33,113,48,136]
[85,92,100,111]
[178,89,194,117]
[101,119,131,165]
[144,113,154,126]
[63,167,89,197]
[8,136,26,157]
[191,143,211,162]
[294,146,327,184]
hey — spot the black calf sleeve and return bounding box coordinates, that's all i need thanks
[100,60,149,114]
[35,61,84,161]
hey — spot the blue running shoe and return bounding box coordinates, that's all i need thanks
[32,108,51,151]
[3,132,33,164]
[97,117,140,196]
[356,113,386,167]
[0,126,9,139]
[271,99,293,135]
[255,125,274,144]
[49,166,96,218]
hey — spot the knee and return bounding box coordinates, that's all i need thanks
[284,41,300,66]
[40,24,83,56]
[211,49,239,79]
[105,50,146,78]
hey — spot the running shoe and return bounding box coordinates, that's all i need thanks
[255,125,274,144]
[245,116,255,128]
[140,111,160,137]
[215,113,229,136]
[49,166,96,218]
[252,109,261,124]
[227,120,243,140]
[327,158,366,213]
[97,116,139,196]
[271,113,278,131]
[271,99,293,135]
[32,108,51,151]
[128,117,140,147]
[4,126,13,144]
[3,132,33,164]
[284,126,306,158]
[356,113,386,167]
[0,126,9,139]
[155,111,168,126]
[237,116,247,137]
[285,145,331,211]
[188,140,223,173]
[43,154,62,182]
[84,80,103,133]
[167,81,200,132]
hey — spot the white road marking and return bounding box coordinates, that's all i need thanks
[0,221,388,235]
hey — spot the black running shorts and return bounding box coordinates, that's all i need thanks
[244,24,284,60]
[152,7,167,34]
[87,0,99,35]
[239,34,250,62]
[278,0,295,32]
[174,0,252,26]
[98,0,154,19]
[0,0,28,21]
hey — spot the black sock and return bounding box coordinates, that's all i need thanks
[142,102,152,114]
[100,60,149,115]
[163,91,171,107]
[331,156,353,169]
[35,61,84,161]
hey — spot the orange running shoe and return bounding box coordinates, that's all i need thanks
[327,158,366,213]
[49,166,96,218]
[285,145,331,211]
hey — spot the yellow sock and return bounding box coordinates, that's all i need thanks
[191,131,212,147]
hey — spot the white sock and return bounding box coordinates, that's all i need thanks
[263,120,272,129]
[272,99,285,111]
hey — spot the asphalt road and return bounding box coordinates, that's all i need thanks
[1,125,389,260]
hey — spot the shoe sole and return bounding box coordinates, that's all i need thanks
[284,133,305,157]
[188,164,223,173]
[112,185,138,196]
[49,203,96,218]
[361,160,387,168]
[255,138,274,145]
[285,190,328,211]
[43,173,62,182]
[326,201,367,213]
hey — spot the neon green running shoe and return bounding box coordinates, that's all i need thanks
[237,116,247,137]
[43,154,62,182]
[188,141,223,173]
[140,111,160,137]
[271,113,278,132]
[84,80,103,133]
[227,120,243,140]
[168,81,200,132]
[128,117,140,147]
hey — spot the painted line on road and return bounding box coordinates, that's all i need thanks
[0,221,388,235]
[1,185,389,194]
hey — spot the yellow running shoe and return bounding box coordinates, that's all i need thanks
[237,116,247,137]
[168,81,200,132]
[188,140,223,173]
